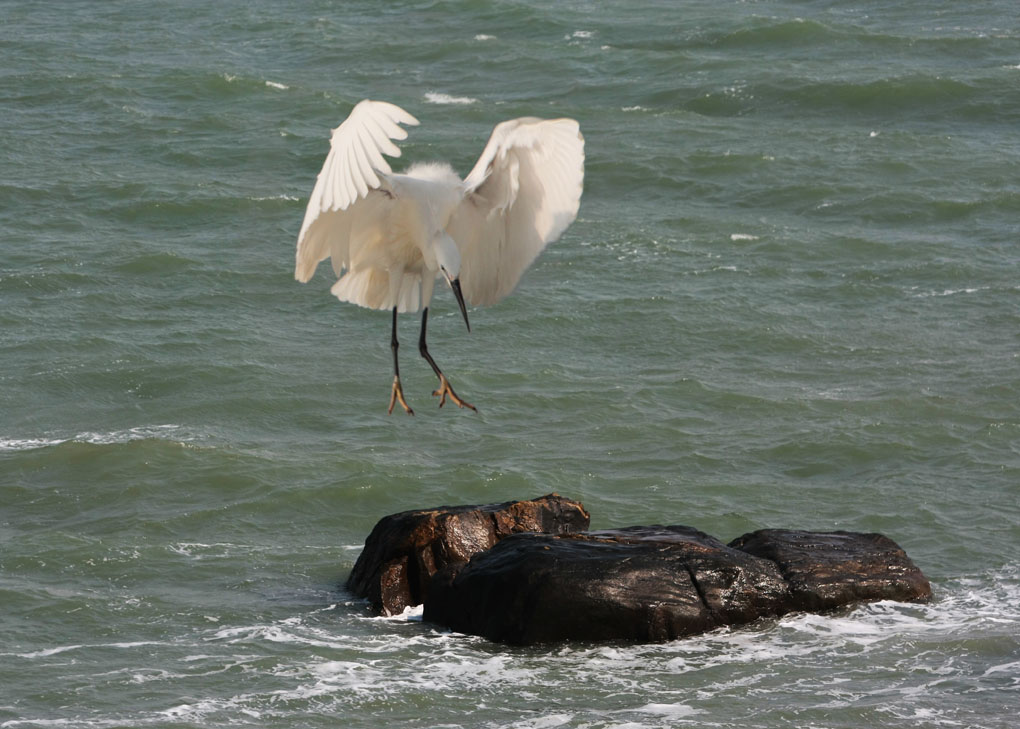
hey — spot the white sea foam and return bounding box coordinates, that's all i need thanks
[15,641,162,659]
[250,194,298,202]
[633,702,701,718]
[514,714,573,728]
[912,286,987,298]
[0,424,190,452]
[474,34,496,41]
[168,541,335,561]
[730,233,759,241]
[16,644,84,658]
[264,80,288,90]
[158,693,265,724]
[424,92,478,105]
[169,542,265,559]
[373,604,424,622]
[983,659,1020,677]
[128,669,177,685]
[0,436,64,452]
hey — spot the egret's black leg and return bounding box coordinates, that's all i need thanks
[418,307,476,411]
[388,306,413,415]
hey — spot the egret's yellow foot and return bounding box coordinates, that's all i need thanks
[388,375,414,415]
[433,374,476,412]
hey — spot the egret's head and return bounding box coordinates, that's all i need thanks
[434,233,470,333]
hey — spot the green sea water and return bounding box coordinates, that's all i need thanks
[2,1,1019,727]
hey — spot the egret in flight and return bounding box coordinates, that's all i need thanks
[295,99,585,414]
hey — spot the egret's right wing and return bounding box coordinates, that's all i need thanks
[295,100,418,282]
[447,117,584,306]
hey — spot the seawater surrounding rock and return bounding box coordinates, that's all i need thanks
[346,493,590,615]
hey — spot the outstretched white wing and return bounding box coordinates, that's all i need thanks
[295,99,418,282]
[447,117,584,307]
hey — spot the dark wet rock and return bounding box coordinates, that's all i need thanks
[422,525,933,645]
[347,497,932,644]
[728,529,932,610]
[346,493,590,615]
[424,526,791,644]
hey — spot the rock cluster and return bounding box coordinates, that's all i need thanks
[347,495,931,644]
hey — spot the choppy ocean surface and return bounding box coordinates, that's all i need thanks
[2,1,1018,727]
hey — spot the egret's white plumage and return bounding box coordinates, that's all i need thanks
[295,99,585,413]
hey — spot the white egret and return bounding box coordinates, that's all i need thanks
[295,99,585,414]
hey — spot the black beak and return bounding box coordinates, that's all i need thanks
[451,278,471,332]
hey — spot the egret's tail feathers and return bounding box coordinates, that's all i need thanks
[330,269,422,313]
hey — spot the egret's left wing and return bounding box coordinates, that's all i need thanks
[295,100,418,282]
[447,117,584,306]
